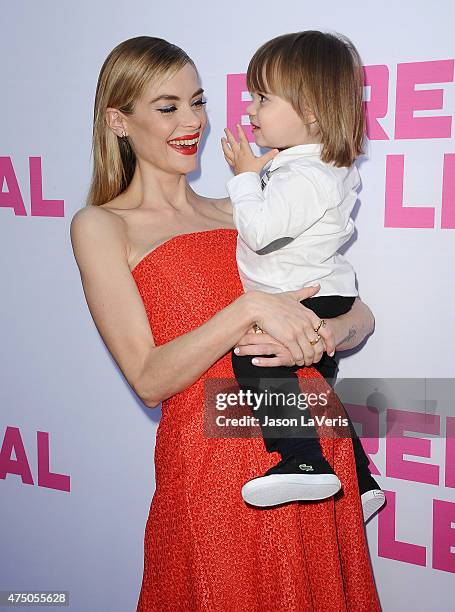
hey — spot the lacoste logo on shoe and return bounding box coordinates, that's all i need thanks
[298,464,314,472]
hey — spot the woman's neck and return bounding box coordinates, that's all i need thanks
[123,160,201,214]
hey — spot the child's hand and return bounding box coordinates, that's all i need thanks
[221,124,278,176]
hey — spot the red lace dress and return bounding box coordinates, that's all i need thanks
[132,228,380,612]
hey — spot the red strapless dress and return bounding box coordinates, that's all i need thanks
[132,228,380,612]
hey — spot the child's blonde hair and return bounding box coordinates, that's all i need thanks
[247,31,365,167]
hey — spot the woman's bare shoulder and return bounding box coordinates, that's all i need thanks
[71,204,127,237]
[71,202,124,225]
[70,204,129,266]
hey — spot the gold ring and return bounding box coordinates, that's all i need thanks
[314,319,326,333]
[309,334,321,346]
[252,323,264,334]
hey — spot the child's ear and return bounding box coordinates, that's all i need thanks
[303,110,319,137]
[304,110,317,125]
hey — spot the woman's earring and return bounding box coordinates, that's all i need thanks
[121,130,128,139]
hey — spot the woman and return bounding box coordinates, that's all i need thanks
[71,36,380,611]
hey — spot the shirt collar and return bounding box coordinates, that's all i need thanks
[267,143,323,172]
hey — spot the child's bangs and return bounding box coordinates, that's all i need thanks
[246,53,286,96]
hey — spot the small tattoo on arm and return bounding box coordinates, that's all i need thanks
[340,326,357,346]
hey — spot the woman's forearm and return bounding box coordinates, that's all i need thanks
[136,294,256,408]
[331,297,375,351]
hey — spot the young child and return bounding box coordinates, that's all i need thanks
[221,30,385,521]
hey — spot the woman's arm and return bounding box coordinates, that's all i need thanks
[70,206,325,408]
[70,206,255,408]
[329,297,375,351]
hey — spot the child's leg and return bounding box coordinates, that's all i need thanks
[232,349,341,506]
[302,297,385,520]
[231,350,324,461]
[310,351,371,475]
[300,296,372,478]
[232,294,384,514]
[232,295,357,463]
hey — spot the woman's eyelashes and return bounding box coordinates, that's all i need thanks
[158,99,207,114]
[194,98,207,108]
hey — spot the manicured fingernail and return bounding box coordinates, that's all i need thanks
[234,347,240,354]
[252,358,259,365]
[329,350,335,357]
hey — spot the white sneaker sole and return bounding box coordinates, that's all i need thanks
[242,473,342,507]
[361,489,386,523]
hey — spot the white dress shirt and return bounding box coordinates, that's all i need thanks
[226,143,360,296]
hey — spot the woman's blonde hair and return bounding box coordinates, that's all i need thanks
[87,36,195,206]
[247,31,365,167]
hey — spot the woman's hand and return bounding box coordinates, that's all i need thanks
[234,295,374,367]
[234,327,299,367]
[234,320,336,367]
[241,286,335,367]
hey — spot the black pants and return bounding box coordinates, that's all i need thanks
[232,296,370,475]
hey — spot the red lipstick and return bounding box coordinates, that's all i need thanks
[167,132,200,156]
[170,132,200,141]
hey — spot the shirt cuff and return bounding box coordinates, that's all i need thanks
[226,172,263,204]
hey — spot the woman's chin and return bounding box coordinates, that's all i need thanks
[168,147,200,170]
[175,157,199,175]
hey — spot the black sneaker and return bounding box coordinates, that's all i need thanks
[241,455,341,507]
[357,472,385,523]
